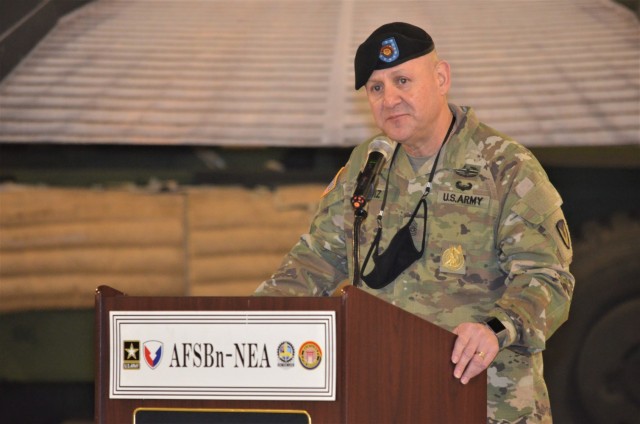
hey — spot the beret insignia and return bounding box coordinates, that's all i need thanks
[379,37,400,63]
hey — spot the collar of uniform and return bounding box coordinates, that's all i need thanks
[394,104,475,181]
[439,104,481,172]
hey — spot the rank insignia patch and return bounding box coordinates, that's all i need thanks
[379,37,400,63]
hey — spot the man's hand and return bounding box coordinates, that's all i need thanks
[451,322,499,384]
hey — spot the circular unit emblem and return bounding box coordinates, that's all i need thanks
[277,341,295,368]
[298,341,322,370]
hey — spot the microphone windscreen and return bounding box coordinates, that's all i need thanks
[367,136,395,160]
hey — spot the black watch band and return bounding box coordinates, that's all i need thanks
[484,317,508,348]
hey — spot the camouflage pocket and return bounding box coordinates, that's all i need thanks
[428,186,496,279]
[430,187,494,250]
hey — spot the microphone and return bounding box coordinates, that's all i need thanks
[351,136,395,211]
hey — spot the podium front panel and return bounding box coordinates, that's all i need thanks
[96,287,345,423]
[96,286,485,423]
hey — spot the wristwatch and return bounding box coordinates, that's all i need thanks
[484,317,508,348]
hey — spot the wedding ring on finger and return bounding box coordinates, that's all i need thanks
[475,351,486,359]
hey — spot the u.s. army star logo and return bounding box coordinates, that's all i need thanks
[441,245,466,274]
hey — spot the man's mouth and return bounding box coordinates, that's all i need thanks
[386,113,408,122]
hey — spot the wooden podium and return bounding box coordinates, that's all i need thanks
[95,285,485,423]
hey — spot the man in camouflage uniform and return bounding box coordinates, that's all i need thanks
[255,22,574,423]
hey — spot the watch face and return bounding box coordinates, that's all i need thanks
[486,318,506,333]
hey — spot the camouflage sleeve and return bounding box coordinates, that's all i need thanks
[492,151,575,353]
[254,167,350,297]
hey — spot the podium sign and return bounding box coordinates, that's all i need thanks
[96,286,486,423]
[109,310,336,400]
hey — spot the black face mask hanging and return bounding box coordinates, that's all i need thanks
[361,197,427,289]
[359,115,455,289]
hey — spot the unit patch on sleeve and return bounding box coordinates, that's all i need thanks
[556,219,571,250]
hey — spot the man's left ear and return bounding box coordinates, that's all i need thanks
[436,60,451,94]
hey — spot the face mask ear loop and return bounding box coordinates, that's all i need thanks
[375,144,401,229]
[414,115,456,255]
[414,197,428,255]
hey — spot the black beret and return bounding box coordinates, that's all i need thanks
[354,22,435,90]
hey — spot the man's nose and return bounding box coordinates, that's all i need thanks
[382,85,401,108]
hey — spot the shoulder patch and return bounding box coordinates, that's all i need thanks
[322,167,345,198]
[556,219,571,250]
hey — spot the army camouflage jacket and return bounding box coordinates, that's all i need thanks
[256,105,575,423]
